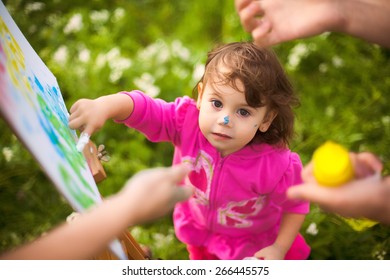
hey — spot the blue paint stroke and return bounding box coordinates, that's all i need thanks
[34,75,44,93]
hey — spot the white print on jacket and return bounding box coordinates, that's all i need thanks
[218,196,266,228]
[182,150,265,228]
[182,151,213,206]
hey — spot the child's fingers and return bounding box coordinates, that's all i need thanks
[69,101,79,114]
[68,101,88,129]
[68,117,95,137]
[83,123,96,136]
[69,99,89,113]
[68,108,81,123]
[68,116,82,130]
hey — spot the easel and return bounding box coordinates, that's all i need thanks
[82,141,148,260]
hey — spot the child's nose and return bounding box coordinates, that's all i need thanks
[218,114,230,125]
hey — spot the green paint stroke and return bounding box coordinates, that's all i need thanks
[59,164,96,209]
[37,94,95,196]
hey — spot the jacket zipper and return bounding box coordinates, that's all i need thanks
[206,154,226,232]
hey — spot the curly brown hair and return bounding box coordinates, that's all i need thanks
[193,42,299,148]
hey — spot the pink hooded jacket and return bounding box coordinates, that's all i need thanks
[117,90,310,260]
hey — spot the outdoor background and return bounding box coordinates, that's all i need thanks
[1,0,390,260]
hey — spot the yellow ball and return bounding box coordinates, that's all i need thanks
[313,141,354,187]
[312,141,378,230]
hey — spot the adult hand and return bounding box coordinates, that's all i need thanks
[119,164,194,224]
[236,0,390,48]
[235,0,341,47]
[288,152,390,224]
[0,165,193,260]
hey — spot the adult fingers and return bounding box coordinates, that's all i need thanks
[287,183,337,206]
[238,1,265,32]
[171,185,194,204]
[353,152,383,178]
[300,161,317,183]
[235,0,252,11]
[169,164,191,183]
[163,164,194,204]
[251,18,273,46]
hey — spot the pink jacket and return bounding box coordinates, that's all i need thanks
[118,91,310,259]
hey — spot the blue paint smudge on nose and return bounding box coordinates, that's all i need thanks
[223,115,229,125]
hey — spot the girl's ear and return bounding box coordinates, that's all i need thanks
[196,82,204,109]
[259,110,277,132]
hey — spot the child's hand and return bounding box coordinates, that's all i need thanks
[254,243,286,260]
[69,93,134,136]
[69,98,109,136]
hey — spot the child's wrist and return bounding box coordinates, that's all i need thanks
[273,241,289,256]
[96,94,122,120]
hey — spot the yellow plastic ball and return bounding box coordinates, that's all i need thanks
[312,141,378,230]
[313,141,354,187]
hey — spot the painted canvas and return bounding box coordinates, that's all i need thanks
[0,2,126,259]
[0,1,102,212]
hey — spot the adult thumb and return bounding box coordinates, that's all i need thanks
[169,164,194,203]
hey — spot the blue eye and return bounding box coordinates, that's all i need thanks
[238,109,250,117]
[211,100,223,108]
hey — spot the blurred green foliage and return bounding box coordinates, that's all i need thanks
[1,0,390,260]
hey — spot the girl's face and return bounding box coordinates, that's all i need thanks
[197,78,276,157]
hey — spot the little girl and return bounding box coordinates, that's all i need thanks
[69,42,310,260]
